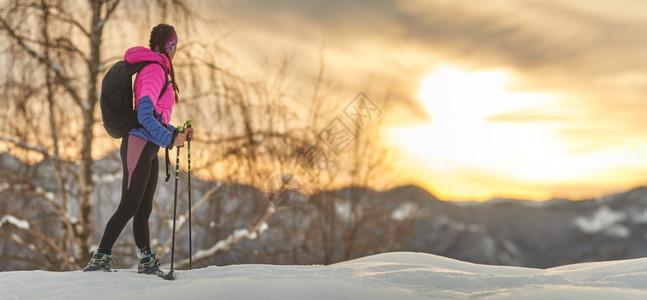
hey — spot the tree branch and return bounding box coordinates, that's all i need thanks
[6,178,75,231]
[49,8,90,37]
[0,17,84,107]
[0,135,53,159]
[52,37,88,60]
[103,0,121,22]
[159,183,224,255]
[0,219,75,270]
[174,203,276,269]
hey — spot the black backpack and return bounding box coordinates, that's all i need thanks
[100,60,168,138]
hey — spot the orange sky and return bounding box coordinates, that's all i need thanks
[198,1,647,201]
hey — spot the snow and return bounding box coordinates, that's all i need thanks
[177,215,186,228]
[0,215,30,229]
[604,224,631,238]
[233,228,249,239]
[258,222,269,234]
[630,209,647,223]
[391,202,417,221]
[34,186,55,201]
[573,206,629,237]
[3,252,647,299]
[193,226,262,259]
[168,215,186,229]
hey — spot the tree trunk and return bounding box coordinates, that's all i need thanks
[75,0,103,267]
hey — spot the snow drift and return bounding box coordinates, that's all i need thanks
[3,252,647,299]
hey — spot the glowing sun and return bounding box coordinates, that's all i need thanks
[390,66,573,199]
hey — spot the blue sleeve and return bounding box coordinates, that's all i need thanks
[167,123,177,135]
[137,96,174,148]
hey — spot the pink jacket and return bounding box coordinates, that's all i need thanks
[124,46,176,148]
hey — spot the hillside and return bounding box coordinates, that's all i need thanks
[2,152,647,270]
[3,252,647,299]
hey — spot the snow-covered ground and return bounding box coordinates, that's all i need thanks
[3,252,647,299]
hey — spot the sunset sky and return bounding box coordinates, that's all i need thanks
[214,0,647,201]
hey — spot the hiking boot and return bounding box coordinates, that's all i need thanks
[138,253,165,276]
[137,246,164,276]
[83,251,118,272]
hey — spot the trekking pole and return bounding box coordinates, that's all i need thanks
[164,125,183,281]
[185,120,193,270]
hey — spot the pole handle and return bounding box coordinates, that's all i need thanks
[184,120,193,142]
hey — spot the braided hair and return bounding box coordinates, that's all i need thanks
[149,23,180,103]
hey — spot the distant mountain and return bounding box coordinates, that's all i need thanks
[403,185,647,268]
[2,151,647,270]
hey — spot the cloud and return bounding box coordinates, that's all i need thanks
[221,0,646,94]
[220,0,647,158]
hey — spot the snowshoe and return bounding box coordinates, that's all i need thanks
[137,247,164,277]
[138,253,165,277]
[83,251,118,272]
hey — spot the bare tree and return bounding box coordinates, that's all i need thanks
[0,0,201,270]
[0,0,401,271]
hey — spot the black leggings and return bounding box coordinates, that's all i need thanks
[98,135,160,254]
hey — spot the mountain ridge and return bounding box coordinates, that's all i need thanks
[3,151,647,270]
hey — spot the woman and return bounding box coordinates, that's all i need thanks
[84,24,193,275]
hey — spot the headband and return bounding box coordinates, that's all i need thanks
[154,30,178,53]
[165,30,178,53]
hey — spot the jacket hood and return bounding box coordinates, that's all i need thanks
[124,46,170,72]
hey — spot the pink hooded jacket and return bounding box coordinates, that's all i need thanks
[124,46,176,148]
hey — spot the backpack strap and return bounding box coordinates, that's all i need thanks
[165,148,171,182]
[158,79,169,100]
[144,61,170,101]
[154,70,169,123]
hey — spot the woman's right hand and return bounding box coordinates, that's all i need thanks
[172,132,186,147]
